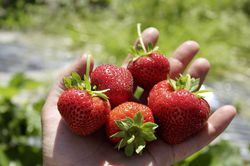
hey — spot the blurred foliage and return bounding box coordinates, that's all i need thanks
[174,140,247,166]
[0,73,45,165]
[174,141,250,166]
[1,0,250,82]
[0,0,250,165]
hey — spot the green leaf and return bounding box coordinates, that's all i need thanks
[169,74,202,93]
[125,143,134,157]
[141,122,158,131]
[72,72,82,83]
[122,118,134,127]
[134,112,143,126]
[195,90,211,99]
[121,121,130,130]
[112,110,158,157]
[63,72,85,90]
[115,120,126,130]
[142,131,157,142]
[110,131,125,138]
[127,135,135,144]
[117,137,129,150]
[196,90,211,93]
[190,79,200,92]
[134,137,146,154]
[184,74,191,90]
[130,46,138,55]
[169,79,177,90]
[152,46,159,52]
[63,77,72,88]
[92,91,109,100]
[135,145,146,154]
[115,120,130,131]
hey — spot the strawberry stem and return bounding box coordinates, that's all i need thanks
[129,24,160,62]
[86,54,91,82]
[111,112,158,157]
[137,23,147,53]
[169,74,200,92]
[169,74,211,98]
[84,54,92,91]
[63,54,110,100]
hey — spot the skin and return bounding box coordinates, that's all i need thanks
[42,27,236,166]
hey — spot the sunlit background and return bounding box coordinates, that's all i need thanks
[0,0,250,165]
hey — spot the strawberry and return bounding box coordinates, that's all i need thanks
[148,74,210,144]
[91,64,133,108]
[57,55,111,136]
[127,23,170,91]
[106,102,158,156]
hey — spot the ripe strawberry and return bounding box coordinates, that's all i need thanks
[91,64,133,108]
[57,55,111,136]
[106,102,158,157]
[127,24,170,91]
[148,74,210,144]
[58,89,110,135]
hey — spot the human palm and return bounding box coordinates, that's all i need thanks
[42,28,236,166]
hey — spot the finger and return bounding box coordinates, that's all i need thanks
[173,105,236,162]
[59,54,94,82]
[58,54,94,90]
[169,58,184,79]
[187,58,210,88]
[169,41,200,78]
[134,27,159,48]
[122,27,159,67]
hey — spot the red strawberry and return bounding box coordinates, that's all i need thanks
[58,89,110,136]
[106,102,158,156]
[127,24,170,91]
[91,64,133,108]
[128,52,169,90]
[57,55,111,136]
[148,74,210,144]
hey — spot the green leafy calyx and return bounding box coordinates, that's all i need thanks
[63,54,109,100]
[129,23,160,62]
[169,74,210,98]
[110,112,158,157]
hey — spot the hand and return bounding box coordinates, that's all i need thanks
[42,27,236,166]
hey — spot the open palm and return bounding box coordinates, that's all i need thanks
[42,27,236,166]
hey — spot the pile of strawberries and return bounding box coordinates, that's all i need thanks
[57,24,210,157]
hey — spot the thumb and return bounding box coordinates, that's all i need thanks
[58,53,95,90]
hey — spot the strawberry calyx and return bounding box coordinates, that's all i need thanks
[129,23,160,62]
[63,55,109,100]
[169,74,210,98]
[110,112,158,157]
